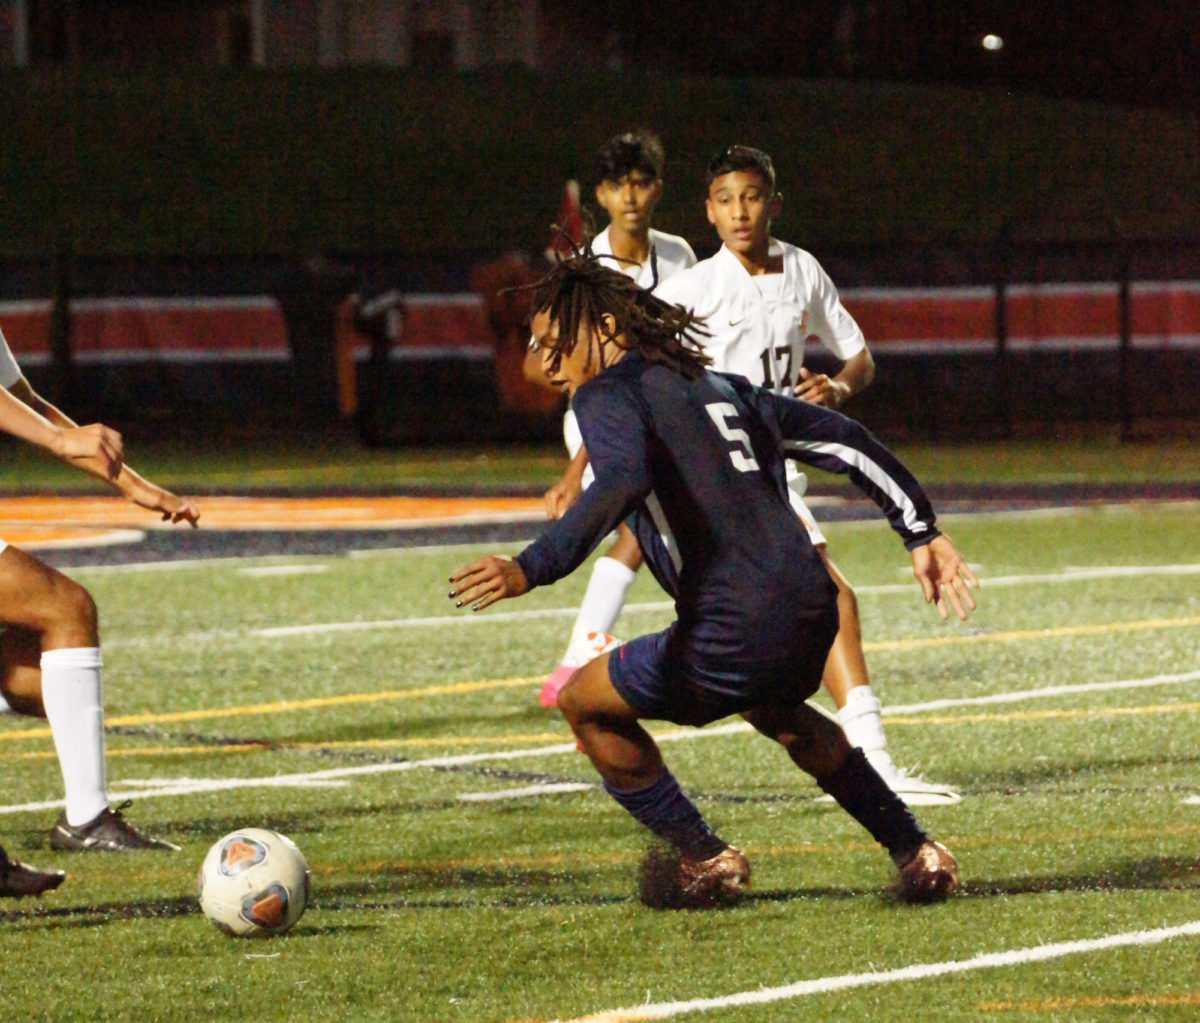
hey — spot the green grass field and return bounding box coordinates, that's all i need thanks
[2,495,1198,1021]
[0,433,1199,494]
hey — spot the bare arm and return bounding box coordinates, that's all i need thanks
[544,444,588,519]
[9,377,199,526]
[793,348,875,409]
[0,383,123,478]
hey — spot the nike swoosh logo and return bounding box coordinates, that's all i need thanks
[728,318,744,327]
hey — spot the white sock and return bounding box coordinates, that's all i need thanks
[836,685,891,765]
[0,691,11,713]
[561,556,637,666]
[40,647,108,826]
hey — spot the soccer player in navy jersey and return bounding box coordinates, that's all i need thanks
[449,251,976,906]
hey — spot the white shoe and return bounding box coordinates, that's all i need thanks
[868,750,961,806]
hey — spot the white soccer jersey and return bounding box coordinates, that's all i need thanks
[590,227,696,289]
[657,239,866,545]
[656,239,864,395]
[0,326,23,389]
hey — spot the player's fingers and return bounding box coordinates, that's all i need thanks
[955,577,978,612]
[960,562,981,588]
[932,588,950,621]
[917,571,936,605]
[943,583,969,621]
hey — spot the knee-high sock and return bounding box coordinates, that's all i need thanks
[41,647,107,826]
[562,556,636,665]
[817,747,927,865]
[603,768,726,860]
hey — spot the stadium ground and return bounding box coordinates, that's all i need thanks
[11,480,1200,570]
[2,483,1198,1021]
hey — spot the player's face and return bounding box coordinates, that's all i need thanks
[528,309,619,395]
[595,171,662,236]
[705,170,781,264]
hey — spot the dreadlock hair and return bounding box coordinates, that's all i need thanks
[515,231,712,380]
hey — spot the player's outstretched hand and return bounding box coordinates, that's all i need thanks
[911,534,979,621]
[54,423,124,480]
[132,485,200,527]
[449,555,529,612]
[794,367,850,409]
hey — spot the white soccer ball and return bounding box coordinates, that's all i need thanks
[197,827,310,937]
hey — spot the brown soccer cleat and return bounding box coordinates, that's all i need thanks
[640,843,750,909]
[897,840,959,903]
[0,845,65,898]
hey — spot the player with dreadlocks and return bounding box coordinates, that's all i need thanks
[450,250,975,907]
[538,130,697,709]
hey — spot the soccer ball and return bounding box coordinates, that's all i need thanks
[197,828,310,937]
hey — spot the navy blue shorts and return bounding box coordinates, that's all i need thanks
[607,611,839,727]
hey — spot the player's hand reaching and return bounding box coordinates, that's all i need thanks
[911,533,979,621]
[128,483,200,527]
[449,555,529,612]
[793,367,851,408]
[53,423,124,480]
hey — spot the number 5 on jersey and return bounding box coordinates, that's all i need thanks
[705,402,760,472]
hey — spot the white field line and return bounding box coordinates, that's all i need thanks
[0,725,749,815]
[551,920,1200,1023]
[456,782,595,802]
[1,670,1193,816]
[249,562,1200,638]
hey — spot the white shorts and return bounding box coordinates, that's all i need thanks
[786,463,826,547]
[563,407,595,489]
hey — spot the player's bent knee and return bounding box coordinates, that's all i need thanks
[57,577,99,634]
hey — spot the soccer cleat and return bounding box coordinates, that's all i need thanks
[540,632,622,708]
[897,840,959,903]
[639,843,750,909]
[867,750,961,806]
[49,802,180,853]
[0,845,65,898]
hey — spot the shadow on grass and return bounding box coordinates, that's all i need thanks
[6,855,1194,929]
[958,855,1200,898]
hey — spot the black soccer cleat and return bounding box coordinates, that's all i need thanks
[49,802,180,853]
[0,845,66,897]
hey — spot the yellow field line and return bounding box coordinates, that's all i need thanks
[0,675,541,741]
[885,701,1200,726]
[0,697,1193,763]
[978,992,1200,1012]
[864,614,1200,652]
[0,612,1196,742]
[1,731,574,761]
[1,688,1194,754]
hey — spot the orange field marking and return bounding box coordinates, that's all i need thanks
[0,493,544,545]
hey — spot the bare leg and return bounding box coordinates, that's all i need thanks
[817,546,960,804]
[815,546,869,711]
[557,652,661,790]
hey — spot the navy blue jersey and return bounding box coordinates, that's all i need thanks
[516,353,938,672]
